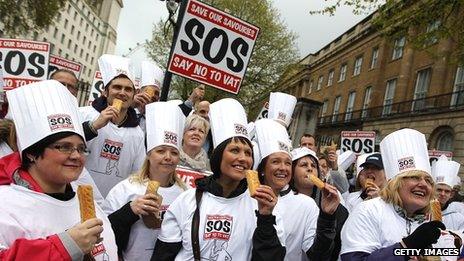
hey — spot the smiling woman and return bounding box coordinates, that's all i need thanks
[340,129,462,260]
[151,98,286,260]
[0,80,117,260]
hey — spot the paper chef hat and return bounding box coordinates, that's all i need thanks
[356,153,373,177]
[251,140,261,170]
[141,61,164,89]
[98,54,134,87]
[6,80,84,155]
[291,147,318,162]
[268,92,297,127]
[145,102,185,153]
[432,155,461,188]
[380,129,431,180]
[338,150,357,171]
[209,98,249,149]
[255,119,292,161]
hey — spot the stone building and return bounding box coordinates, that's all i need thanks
[283,12,464,173]
[0,0,123,105]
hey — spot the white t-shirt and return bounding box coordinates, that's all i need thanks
[104,178,185,261]
[72,168,105,208]
[341,197,460,255]
[0,184,118,260]
[79,106,146,197]
[345,191,363,213]
[448,201,464,217]
[443,204,464,232]
[275,191,319,261]
[158,189,286,260]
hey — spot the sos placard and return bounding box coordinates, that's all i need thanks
[48,55,82,79]
[88,71,103,105]
[168,0,259,94]
[428,150,453,165]
[0,38,50,90]
[255,101,269,121]
[341,131,375,155]
[176,166,212,188]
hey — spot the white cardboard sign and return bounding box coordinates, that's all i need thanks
[88,71,104,105]
[168,0,259,94]
[48,55,82,79]
[0,38,50,90]
[341,131,376,155]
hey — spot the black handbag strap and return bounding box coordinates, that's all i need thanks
[191,189,203,261]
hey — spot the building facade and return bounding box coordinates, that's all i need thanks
[283,13,464,173]
[0,0,123,105]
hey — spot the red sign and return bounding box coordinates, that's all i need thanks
[176,166,211,188]
[168,0,259,94]
[49,55,82,78]
[0,38,50,90]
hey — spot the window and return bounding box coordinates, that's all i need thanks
[77,31,81,40]
[451,66,464,106]
[71,25,75,34]
[86,23,89,32]
[83,36,87,45]
[437,131,453,151]
[80,18,84,26]
[320,99,329,123]
[33,32,38,41]
[64,19,68,29]
[85,53,89,62]
[74,44,78,53]
[362,87,372,118]
[58,48,62,56]
[93,45,97,52]
[74,11,78,20]
[339,64,347,82]
[88,41,91,48]
[91,29,94,36]
[67,39,71,49]
[327,70,334,86]
[53,28,58,38]
[91,57,94,65]
[370,47,379,69]
[412,68,431,111]
[50,43,54,53]
[426,20,441,45]
[332,96,342,122]
[345,91,356,121]
[317,76,324,91]
[65,53,69,59]
[61,33,65,44]
[392,36,405,60]
[353,56,363,76]
[383,79,397,115]
[67,3,71,13]
[80,49,83,57]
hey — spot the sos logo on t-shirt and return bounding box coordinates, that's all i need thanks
[204,215,233,241]
[100,139,123,160]
[47,114,74,131]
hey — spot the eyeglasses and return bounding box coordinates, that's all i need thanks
[48,143,90,156]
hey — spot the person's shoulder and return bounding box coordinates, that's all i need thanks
[292,192,318,207]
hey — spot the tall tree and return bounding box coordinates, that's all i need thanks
[145,0,299,108]
[0,0,102,37]
[312,0,464,64]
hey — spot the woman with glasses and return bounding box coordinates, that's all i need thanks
[104,102,188,260]
[0,81,117,260]
[341,129,458,260]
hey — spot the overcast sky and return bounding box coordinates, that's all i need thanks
[115,0,367,69]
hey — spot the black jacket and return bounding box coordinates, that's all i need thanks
[151,175,286,261]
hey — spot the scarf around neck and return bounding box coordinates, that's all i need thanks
[179,147,211,172]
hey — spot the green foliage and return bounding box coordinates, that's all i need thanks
[145,0,299,110]
[311,0,464,64]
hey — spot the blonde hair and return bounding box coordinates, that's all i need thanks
[380,170,435,214]
[129,156,188,191]
[184,114,210,135]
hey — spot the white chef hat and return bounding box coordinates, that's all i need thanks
[356,153,373,177]
[141,61,164,89]
[145,102,185,153]
[432,155,461,188]
[338,150,357,171]
[291,147,318,162]
[255,119,292,161]
[6,80,84,155]
[251,140,261,170]
[380,128,431,180]
[268,92,297,128]
[209,98,249,149]
[167,99,183,106]
[98,54,134,87]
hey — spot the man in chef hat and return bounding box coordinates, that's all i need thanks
[432,155,464,231]
[132,61,164,132]
[79,54,145,197]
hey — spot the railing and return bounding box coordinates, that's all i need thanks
[318,91,464,126]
